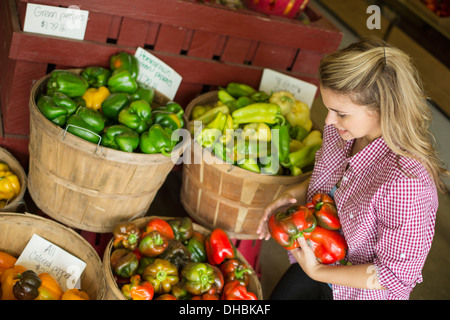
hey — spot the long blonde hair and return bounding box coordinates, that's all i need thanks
[319,36,448,193]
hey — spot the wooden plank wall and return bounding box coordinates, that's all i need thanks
[1,0,343,168]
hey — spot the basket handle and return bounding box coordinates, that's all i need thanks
[62,124,103,155]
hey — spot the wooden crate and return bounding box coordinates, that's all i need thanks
[1,0,342,161]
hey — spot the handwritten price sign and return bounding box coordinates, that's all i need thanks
[23,4,89,40]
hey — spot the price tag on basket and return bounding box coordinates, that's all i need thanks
[15,234,87,291]
[134,47,182,100]
[259,68,317,109]
[23,3,89,40]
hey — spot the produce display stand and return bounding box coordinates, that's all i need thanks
[0,0,342,167]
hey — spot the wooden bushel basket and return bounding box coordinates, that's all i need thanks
[102,216,263,300]
[180,91,312,239]
[27,70,188,233]
[0,147,27,212]
[0,212,106,300]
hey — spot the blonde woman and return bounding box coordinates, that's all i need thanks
[257,36,448,300]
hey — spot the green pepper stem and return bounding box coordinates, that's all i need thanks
[128,234,137,245]
[234,268,252,279]
[156,271,167,282]
[275,114,286,126]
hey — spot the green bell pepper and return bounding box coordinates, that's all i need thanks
[153,102,185,127]
[36,93,77,126]
[101,93,130,122]
[152,111,182,131]
[66,107,105,144]
[73,96,87,108]
[232,103,285,125]
[139,124,176,156]
[110,248,139,279]
[181,262,224,296]
[168,217,194,242]
[110,51,139,80]
[185,231,207,263]
[107,68,138,94]
[101,124,140,153]
[80,66,111,88]
[130,84,154,104]
[118,100,152,133]
[46,70,88,98]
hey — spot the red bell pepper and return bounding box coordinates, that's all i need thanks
[221,280,257,300]
[219,259,252,286]
[314,202,341,230]
[311,193,334,206]
[308,193,340,230]
[306,226,347,264]
[141,218,175,240]
[205,228,236,265]
[121,274,154,300]
[138,230,169,257]
[268,205,316,250]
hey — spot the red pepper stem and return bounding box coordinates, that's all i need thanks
[234,268,252,279]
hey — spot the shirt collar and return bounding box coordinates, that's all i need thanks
[346,135,391,172]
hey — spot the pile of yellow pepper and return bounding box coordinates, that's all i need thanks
[0,163,21,208]
[0,251,90,300]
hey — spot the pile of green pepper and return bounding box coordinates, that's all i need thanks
[190,82,323,176]
[36,51,184,156]
[110,217,258,300]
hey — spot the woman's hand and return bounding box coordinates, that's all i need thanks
[290,237,321,279]
[257,192,297,240]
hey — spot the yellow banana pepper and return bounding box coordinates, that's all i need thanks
[82,86,110,111]
[0,171,21,200]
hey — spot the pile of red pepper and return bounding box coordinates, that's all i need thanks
[110,217,257,300]
[268,193,348,264]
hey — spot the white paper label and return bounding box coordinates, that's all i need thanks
[134,47,182,100]
[15,234,86,291]
[259,69,318,109]
[23,4,89,41]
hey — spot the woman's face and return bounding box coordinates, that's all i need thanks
[321,87,382,143]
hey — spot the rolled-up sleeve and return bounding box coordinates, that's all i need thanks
[373,178,437,299]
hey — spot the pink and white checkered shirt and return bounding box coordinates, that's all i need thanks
[304,124,438,300]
